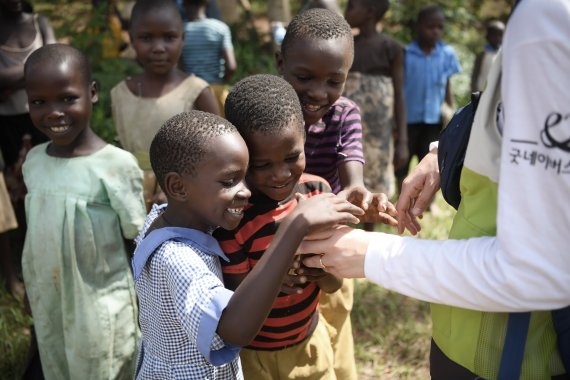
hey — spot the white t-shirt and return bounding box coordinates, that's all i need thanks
[365,0,570,312]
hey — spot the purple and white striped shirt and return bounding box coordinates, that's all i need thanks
[304,96,365,194]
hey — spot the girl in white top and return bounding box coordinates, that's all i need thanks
[111,0,218,210]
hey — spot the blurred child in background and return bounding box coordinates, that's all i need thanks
[394,4,461,195]
[0,0,55,301]
[180,0,236,115]
[22,44,146,379]
[111,0,219,211]
[344,0,408,231]
[471,19,504,93]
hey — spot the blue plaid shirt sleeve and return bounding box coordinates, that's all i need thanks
[162,245,240,364]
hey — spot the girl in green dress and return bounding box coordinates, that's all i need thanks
[21,44,146,380]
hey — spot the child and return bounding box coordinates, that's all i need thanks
[111,0,219,211]
[215,74,343,379]
[394,4,461,194]
[22,44,146,379]
[0,0,56,302]
[132,110,362,379]
[344,0,408,231]
[276,9,365,379]
[471,19,504,93]
[180,0,237,115]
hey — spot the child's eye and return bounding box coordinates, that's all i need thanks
[295,75,311,82]
[220,179,238,188]
[285,154,300,163]
[30,99,43,106]
[250,162,269,170]
[63,96,78,103]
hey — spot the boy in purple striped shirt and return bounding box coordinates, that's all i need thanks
[276,8,366,380]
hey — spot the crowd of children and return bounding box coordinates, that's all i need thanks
[0,0,504,378]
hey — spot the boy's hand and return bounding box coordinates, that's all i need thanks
[360,193,398,226]
[281,255,337,294]
[338,188,398,226]
[337,185,372,210]
[291,193,363,234]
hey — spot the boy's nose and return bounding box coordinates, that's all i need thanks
[306,84,327,102]
[237,181,251,199]
[273,164,292,182]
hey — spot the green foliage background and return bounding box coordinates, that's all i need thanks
[32,0,512,144]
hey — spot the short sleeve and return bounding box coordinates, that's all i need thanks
[221,23,233,50]
[445,46,462,78]
[162,244,239,364]
[337,102,365,165]
[103,150,146,239]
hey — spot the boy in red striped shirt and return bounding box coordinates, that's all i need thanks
[214,74,342,379]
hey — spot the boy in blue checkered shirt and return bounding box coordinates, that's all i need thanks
[131,110,363,379]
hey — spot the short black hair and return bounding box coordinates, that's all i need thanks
[150,110,237,189]
[281,8,353,59]
[24,43,92,86]
[417,4,443,24]
[225,74,304,141]
[130,0,181,29]
[363,0,389,22]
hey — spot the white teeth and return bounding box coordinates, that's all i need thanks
[227,208,243,215]
[303,104,322,112]
[49,125,69,133]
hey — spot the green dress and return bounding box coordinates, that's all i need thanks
[22,143,146,380]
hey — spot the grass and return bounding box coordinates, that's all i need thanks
[351,190,456,379]
[0,191,455,379]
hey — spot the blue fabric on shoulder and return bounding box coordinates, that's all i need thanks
[132,227,230,280]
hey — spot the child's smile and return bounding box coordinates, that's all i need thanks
[246,125,306,202]
[26,60,98,155]
[278,37,353,126]
[177,132,251,232]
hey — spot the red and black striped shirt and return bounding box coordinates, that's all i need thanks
[214,174,330,350]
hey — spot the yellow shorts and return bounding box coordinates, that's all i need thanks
[319,279,358,380]
[240,317,336,380]
[209,83,229,117]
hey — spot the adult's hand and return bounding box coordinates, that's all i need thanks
[297,226,372,279]
[396,150,440,235]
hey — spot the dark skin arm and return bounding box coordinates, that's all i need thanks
[444,78,455,109]
[222,47,237,82]
[391,47,409,170]
[471,52,484,93]
[38,15,56,45]
[217,194,363,346]
[193,86,221,115]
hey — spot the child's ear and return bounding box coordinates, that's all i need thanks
[163,172,187,202]
[90,81,99,103]
[275,51,284,75]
